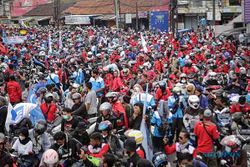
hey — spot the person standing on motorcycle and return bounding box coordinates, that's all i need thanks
[98,121,123,157]
[6,74,22,105]
[84,82,98,118]
[40,93,58,123]
[220,135,248,167]
[95,102,117,131]
[168,86,186,142]
[194,109,220,167]
[61,108,79,135]
[0,133,13,167]
[51,131,82,166]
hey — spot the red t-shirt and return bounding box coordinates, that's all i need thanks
[194,121,220,153]
[40,103,57,123]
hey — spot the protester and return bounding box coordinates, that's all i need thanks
[0,24,249,167]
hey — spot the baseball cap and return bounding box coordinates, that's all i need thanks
[204,109,212,118]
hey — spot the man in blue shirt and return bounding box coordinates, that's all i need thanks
[89,69,105,98]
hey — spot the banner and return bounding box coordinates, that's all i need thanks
[140,84,153,160]
[150,11,169,32]
[5,36,27,44]
[65,15,91,25]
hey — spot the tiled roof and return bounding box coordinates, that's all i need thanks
[64,0,169,15]
[24,0,79,17]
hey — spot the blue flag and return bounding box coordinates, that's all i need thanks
[27,87,38,104]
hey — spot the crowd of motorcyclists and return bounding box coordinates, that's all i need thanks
[0,23,249,167]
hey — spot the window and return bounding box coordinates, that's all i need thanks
[229,0,241,6]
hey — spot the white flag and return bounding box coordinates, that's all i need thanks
[141,33,148,53]
[59,31,62,49]
[5,103,15,132]
[48,32,52,53]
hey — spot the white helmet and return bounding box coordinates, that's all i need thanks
[125,129,144,145]
[208,72,217,80]
[173,86,181,95]
[43,149,59,165]
[188,95,200,110]
[240,67,246,74]
[99,102,112,112]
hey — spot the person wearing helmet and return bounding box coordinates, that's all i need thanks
[39,149,61,167]
[183,95,203,135]
[182,60,196,75]
[124,138,142,167]
[106,92,128,130]
[98,120,123,157]
[40,93,57,123]
[152,152,169,167]
[95,102,117,131]
[125,129,145,159]
[205,72,219,86]
[168,86,186,142]
[155,81,171,104]
[0,133,13,167]
[194,109,220,166]
[225,73,246,95]
[71,92,88,119]
[220,135,247,167]
[29,120,51,165]
[6,74,22,105]
[0,96,7,133]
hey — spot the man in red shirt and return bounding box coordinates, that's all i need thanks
[194,109,220,167]
[40,93,57,123]
[230,96,250,114]
[6,75,22,105]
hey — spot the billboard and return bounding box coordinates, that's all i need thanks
[150,11,168,32]
[11,0,49,17]
[245,0,250,23]
[65,15,91,25]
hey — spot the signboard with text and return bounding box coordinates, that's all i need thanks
[150,11,168,32]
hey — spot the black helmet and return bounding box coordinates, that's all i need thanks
[124,138,136,152]
[152,152,168,167]
[239,96,246,105]
[34,120,47,135]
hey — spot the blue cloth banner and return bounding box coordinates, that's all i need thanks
[150,11,169,32]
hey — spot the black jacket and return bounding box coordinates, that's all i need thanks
[126,153,141,167]
[129,115,142,130]
[0,105,7,133]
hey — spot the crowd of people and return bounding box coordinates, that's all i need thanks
[0,24,249,167]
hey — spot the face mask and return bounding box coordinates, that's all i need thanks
[63,115,70,120]
[181,79,186,84]
[19,136,25,141]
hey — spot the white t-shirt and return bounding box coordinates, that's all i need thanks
[12,139,33,155]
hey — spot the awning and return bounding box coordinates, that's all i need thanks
[95,15,116,20]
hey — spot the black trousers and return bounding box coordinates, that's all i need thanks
[172,118,183,142]
[152,136,164,153]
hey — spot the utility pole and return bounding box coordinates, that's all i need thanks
[136,1,139,32]
[212,0,216,26]
[170,0,177,35]
[114,0,119,29]
[54,0,60,27]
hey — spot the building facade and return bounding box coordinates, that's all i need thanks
[177,0,242,29]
